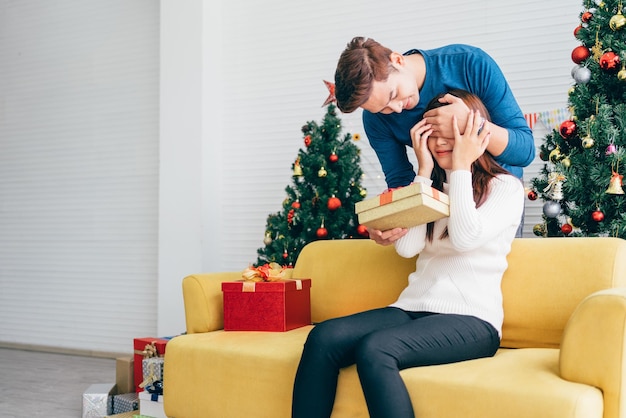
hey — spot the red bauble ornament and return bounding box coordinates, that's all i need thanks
[592,210,605,222]
[291,200,301,209]
[561,223,573,235]
[283,250,288,259]
[571,45,590,64]
[287,208,295,224]
[357,224,369,237]
[327,196,342,211]
[527,190,538,201]
[582,11,593,23]
[329,152,339,163]
[316,227,328,238]
[574,25,583,38]
[559,120,577,139]
[304,135,312,147]
[600,51,621,72]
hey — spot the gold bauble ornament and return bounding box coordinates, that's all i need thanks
[318,167,327,177]
[549,147,562,163]
[263,231,273,245]
[582,136,595,148]
[618,67,626,81]
[610,12,626,30]
[561,157,571,168]
[533,223,546,237]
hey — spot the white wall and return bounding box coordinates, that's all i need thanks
[0,0,583,354]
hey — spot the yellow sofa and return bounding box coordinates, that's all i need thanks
[164,237,626,418]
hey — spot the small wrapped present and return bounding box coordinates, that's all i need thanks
[132,337,169,393]
[222,277,312,331]
[82,383,116,418]
[138,391,166,418]
[355,182,449,230]
[112,392,139,414]
[139,357,164,390]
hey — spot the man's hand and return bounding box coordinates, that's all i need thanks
[423,93,470,138]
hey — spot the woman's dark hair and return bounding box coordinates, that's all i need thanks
[426,89,511,241]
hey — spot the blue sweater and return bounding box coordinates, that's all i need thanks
[363,44,535,188]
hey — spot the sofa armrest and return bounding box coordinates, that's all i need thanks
[560,287,626,418]
[182,272,242,334]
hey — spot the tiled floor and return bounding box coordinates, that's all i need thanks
[0,347,116,418]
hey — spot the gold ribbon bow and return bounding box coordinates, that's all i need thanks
[241,262,293,282]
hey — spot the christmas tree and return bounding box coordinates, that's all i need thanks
[531,0,626,238]
[255,102,369,266]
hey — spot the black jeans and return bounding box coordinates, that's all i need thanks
[292,307,500,418]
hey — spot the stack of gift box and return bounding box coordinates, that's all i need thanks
[81,337,171,418]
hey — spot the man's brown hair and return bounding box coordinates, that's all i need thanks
[334,37,394,113]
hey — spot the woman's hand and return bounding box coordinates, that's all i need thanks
[423,94,470,138]
[367,227,408,246]
[409,119,434,178]
[451,110,490,171]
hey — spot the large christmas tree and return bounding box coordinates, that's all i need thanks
[531,0,626,238]
[255,102,369,266]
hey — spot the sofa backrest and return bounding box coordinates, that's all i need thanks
[293,237,626,349]
[500,237,626,348]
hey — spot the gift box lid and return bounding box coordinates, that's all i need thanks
[222,278,311,293]
[355,182,449,212]
[355,182,449,230]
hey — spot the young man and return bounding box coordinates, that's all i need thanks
[334,36,534,243]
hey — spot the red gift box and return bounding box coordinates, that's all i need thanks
[133,337,169,393]
[222,278,312,331]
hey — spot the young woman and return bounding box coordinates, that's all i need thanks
[291,90,524,418]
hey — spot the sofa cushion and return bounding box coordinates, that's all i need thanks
[332,348,602,418]
[165,330,602,418]
[164,327,313,418]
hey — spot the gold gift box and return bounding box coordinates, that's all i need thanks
[355,183,450,230]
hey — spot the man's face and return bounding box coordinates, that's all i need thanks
[361,67,420,114]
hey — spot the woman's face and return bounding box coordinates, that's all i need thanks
[427,133,455,170]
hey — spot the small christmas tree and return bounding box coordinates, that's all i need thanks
[255,103,369,266]
[531,0,626,238]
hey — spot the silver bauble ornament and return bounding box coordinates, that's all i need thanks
[573,66,591,84]
[542,200,561,218]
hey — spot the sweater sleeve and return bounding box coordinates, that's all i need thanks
[363,111,416,188]
[467,48,535,173]
[394,177,432,257]
[447,170,524,252]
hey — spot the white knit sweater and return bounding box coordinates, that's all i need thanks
[390,170,524,335]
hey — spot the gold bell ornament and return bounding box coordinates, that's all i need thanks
[543,172,566,201]
[606,170,625,194]
[293,158,303,176]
